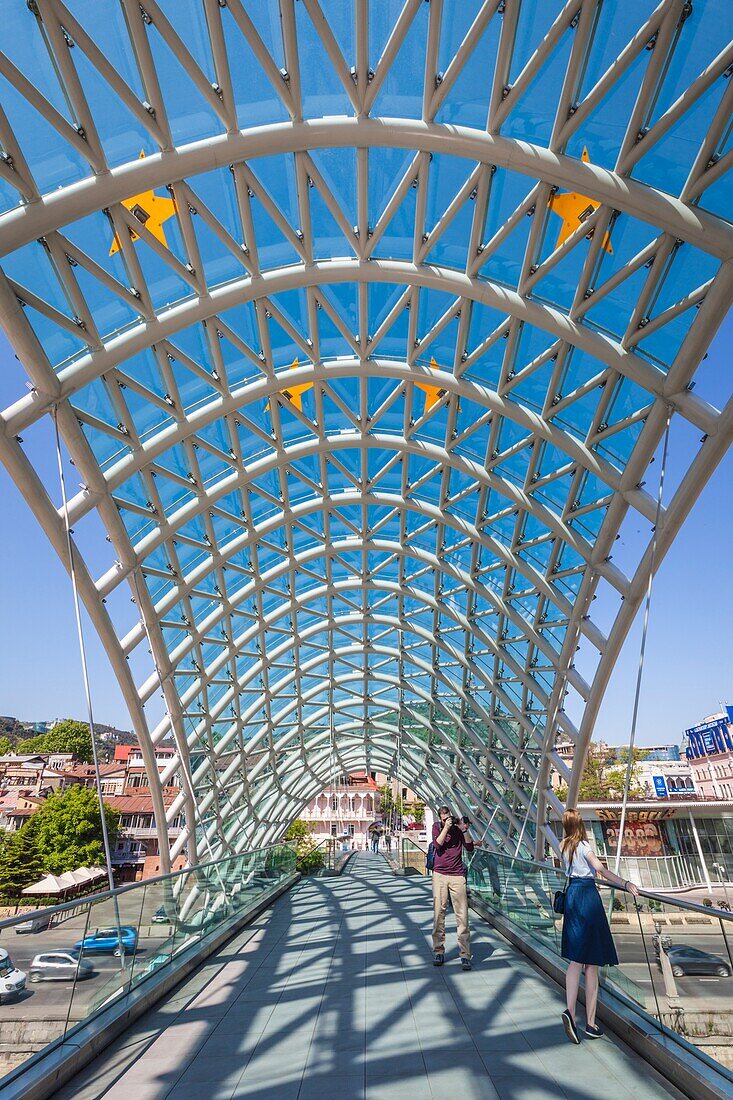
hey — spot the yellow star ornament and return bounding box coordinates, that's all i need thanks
[109,151,177,257]
[415,357,447,415]
[547,148,612,255]
[265,358,314,412]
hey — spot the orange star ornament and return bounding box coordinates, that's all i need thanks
[415,357,447,415]
[109,151,177,256]
[265,358,314,412]
[547,148,612,254]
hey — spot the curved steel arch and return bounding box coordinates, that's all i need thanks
[6,259,715,433]
[0,118,730,260]
[69,355,661,528]
[1,0,732,862]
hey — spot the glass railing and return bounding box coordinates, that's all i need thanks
[467,849,733,1085]
[309,836,355,874]
[0,844,295,1088]
[399,834,428,873]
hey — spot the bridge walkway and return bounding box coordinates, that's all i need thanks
[55,853,684,1100]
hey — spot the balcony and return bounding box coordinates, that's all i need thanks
[119,826,183,839]
[306,808,373,821]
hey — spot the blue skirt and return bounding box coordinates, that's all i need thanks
[561,878,618,967]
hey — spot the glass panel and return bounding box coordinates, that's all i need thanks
[0,847,296,1089]
[467,850,733,1085]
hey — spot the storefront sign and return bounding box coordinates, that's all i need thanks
[596,808,675,821]
[601,818,666,857]
[652,775,668,798]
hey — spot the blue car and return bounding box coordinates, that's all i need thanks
[72,926,138,957]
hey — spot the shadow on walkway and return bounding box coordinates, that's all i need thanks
[57,853,684,1100]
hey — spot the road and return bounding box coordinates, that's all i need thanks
[0,897,178,1023]
[612,929,733,1005]
[0,876,269,1026]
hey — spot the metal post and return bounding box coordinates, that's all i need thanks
[52,408,125,968]
[614,410,672,876]
[688,808,713,891]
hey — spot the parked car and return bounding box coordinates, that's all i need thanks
[658,945,731,978]
[72,926,138,957]
[29,952,95,983]
[14,914,52,935]
[151,906,175,924]
[0,948,27,1002]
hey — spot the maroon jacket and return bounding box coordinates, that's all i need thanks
[432,821,474,876]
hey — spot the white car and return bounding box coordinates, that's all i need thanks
[29,952,95,983]
[0,948,26,1002]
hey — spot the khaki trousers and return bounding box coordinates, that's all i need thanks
[432,871,470,958]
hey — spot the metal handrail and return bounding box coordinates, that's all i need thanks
[0,842,288,930]
[469,849,733,923]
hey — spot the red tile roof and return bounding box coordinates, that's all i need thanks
[103,789,178,813]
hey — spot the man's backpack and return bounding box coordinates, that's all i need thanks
[426,841,436,872]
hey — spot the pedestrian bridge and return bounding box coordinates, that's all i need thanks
[1,2,733,1097]
[14,855,683,1100]
[2,850,732,1100]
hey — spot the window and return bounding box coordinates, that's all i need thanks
[349,798,355,812]
[330,824,338,836]
[331,796,338,811]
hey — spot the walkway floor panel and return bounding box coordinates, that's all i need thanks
[55,854,685,1100]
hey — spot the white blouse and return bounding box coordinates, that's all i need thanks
[562,840,595,879]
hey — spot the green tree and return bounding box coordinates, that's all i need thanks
[283,820,310,843]
[17,719,93,763]
[0,828,43,897]
[24,786,119,874]
[281,819,323,874]
[556,746,646,803]
[412,801,425,825]
[377,784,404,829]
[0,735,12,755]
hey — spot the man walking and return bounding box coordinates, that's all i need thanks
[431,805,474,970]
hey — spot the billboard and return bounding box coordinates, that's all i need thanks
[652,775,668,798]
[685,717,733,758]
[601,819,666,858]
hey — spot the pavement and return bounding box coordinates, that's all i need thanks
[50,853,687,1100]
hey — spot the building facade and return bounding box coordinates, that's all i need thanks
[563,800,733,892]
[300,771,422,849]
[302,773,380,848]
[685,712,733,800]
[0,742,184,883]
[636,759,696,799]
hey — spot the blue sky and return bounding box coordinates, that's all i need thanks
[0,315,731,747]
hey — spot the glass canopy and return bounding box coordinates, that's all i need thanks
[0,0,731,865]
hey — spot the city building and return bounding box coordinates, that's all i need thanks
[302,773,381,848]
[559,799,733,892]
[684,712,733,799]
[0,753,72,794]
[123,743,180,790]
[637,744,682,762]
[0,789,46,832]
[636,758,696,799]
[105,790,186,882]
[60,761,127,795]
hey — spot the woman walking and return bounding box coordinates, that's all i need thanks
[559,808,639,1044]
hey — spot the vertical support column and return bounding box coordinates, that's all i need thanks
[688,808,713,891]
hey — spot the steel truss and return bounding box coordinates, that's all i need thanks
[0,0,731,865]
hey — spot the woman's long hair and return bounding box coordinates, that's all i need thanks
[560,808,587,867]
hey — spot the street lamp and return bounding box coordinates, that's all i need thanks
[711,862,731,911]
